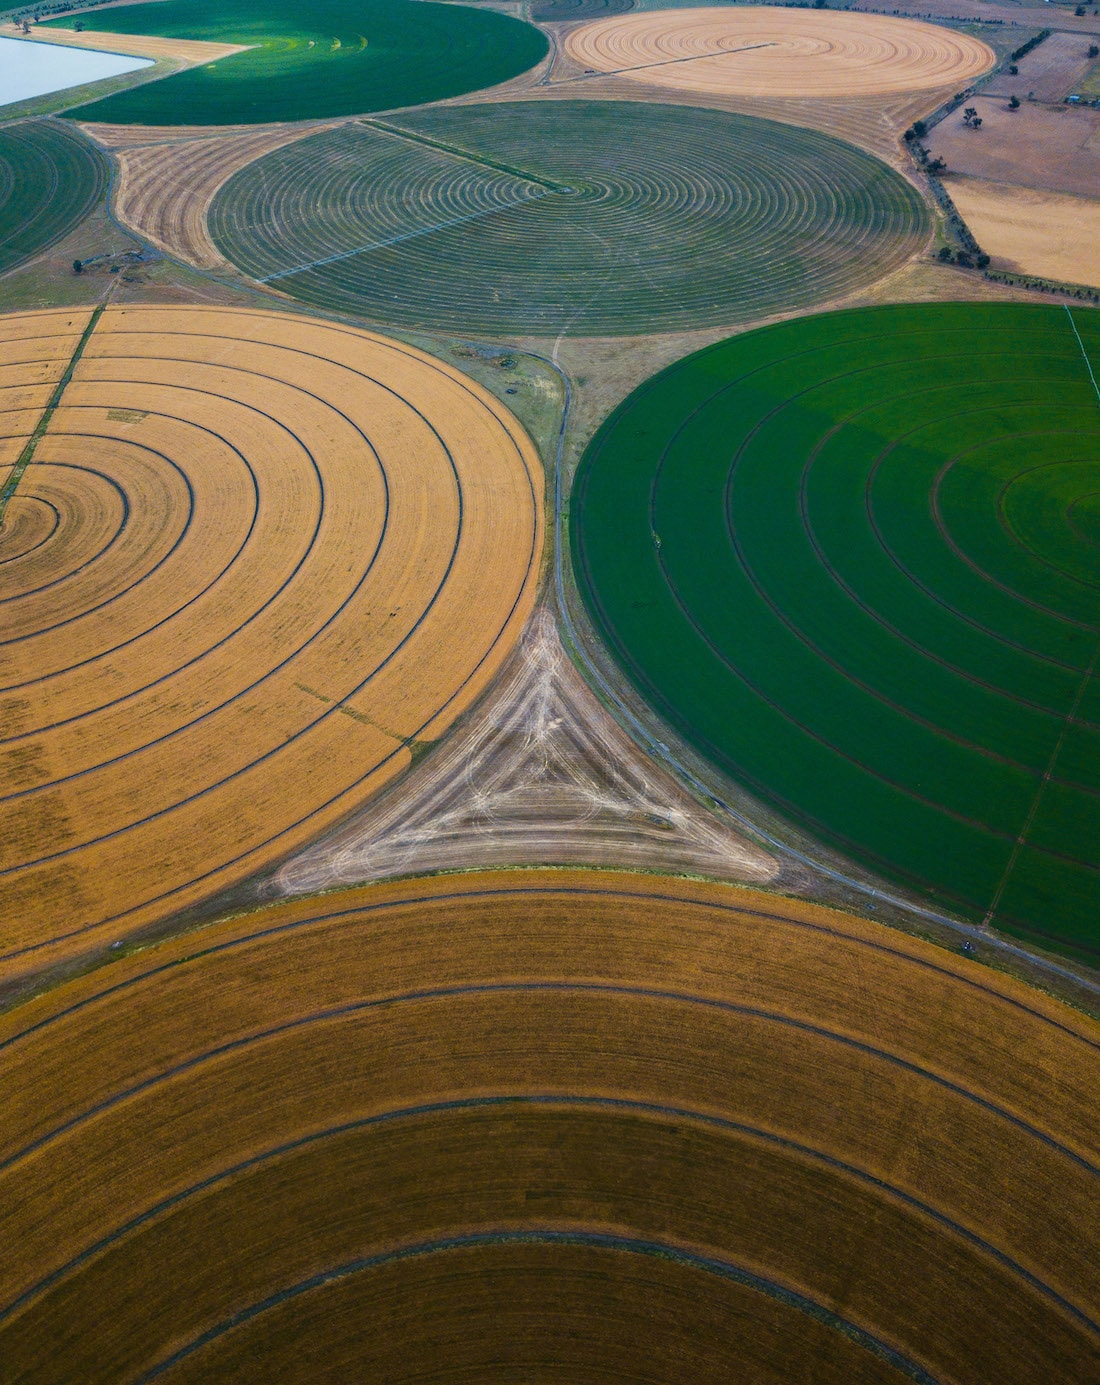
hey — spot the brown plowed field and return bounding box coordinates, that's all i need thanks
[0,871,1095,1382]
[0,307,542,985]
[564,7,994,98]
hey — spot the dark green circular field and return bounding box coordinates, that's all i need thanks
[209,102,929,336]
[0,121,106,274]
[49,0,547,125]
[571,303,1100,960]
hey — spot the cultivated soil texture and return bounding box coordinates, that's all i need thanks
[0,305,542,986]
[947,176,1100,286]
[87,120,337,271]
[0,120,107,275]
[209,100,929,336]
[928,97,1100,199]
[571,301,1100,961]
[275,608,779,892]
[44,0,548,124]
[0,870,1095,1382]
[563,7,994,98]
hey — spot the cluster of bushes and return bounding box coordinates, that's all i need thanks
[985,272,1100,301]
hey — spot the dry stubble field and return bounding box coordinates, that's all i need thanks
[0,871,1095,1381]
[0,305,542,987]
[563,7,994,98]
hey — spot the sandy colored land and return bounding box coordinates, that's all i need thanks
[0,870,1095,1381]
[564,7,994,98]
[275,608,779,891]
[984,28,1096,101]
[929,95,1100,197]
[946,173,1100,284]
[4,21,244,67]
[95,122,337,270]
[0,305,543,985]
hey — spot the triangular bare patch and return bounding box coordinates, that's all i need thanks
[275,609,777,893]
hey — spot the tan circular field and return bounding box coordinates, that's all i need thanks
[0,871,1096,1381]
[565,7,995,98]
[0,306,542,983]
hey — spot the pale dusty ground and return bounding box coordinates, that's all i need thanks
[564,7,994,97]
[945,173,1100,284]
[274,608,778,894]
[929,96,1100,197]
[984,28,1095,101]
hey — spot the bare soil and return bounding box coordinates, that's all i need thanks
[928,93,1100,195]
[273,608,779,893]
[984,28,1096,99]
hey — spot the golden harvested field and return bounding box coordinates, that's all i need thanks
[0,306,542,985]
[0,870,1095,1381]
[7,22,245,68]
[564,7,994,99]
[945,174,1100,286]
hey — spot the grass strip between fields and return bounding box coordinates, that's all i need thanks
[0,299,107,529]
[358,119,575,195]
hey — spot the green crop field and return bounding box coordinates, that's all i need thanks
[209,101,928,337]
[572,302,1100,960]
[0,120,106,275]
[46,0,547,125]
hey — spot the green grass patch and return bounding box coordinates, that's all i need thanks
[209,101,928,336]
[0,119,106,275]
[46,0,547,125]
[571,302,1100,961]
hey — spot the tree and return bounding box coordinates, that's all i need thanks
[72,260,82,274]
[962,106,979,126]
[937,246,954,262]
[1009,94,1020,108]
[73,17,82,29]
[1089,43,1099,57]
[1008,63,1018,74]
[912,119,927,137]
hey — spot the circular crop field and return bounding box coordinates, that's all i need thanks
[49,0,547,125]
[209,102,929,337]
[565,7,994,98]
[0,121,106,275]
[572,303,1100,960]
[0,870,1096,1382]
[0,306,541,984]
[533,0,634,20]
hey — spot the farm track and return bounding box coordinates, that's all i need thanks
[0,120,107,276]
[0,305,542,987]
[572,301,1100,959]
[0,870,1096,1381]
[209,101,929,336]
[564,7,994,98]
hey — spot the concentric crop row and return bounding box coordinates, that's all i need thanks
[210,102,929,336]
